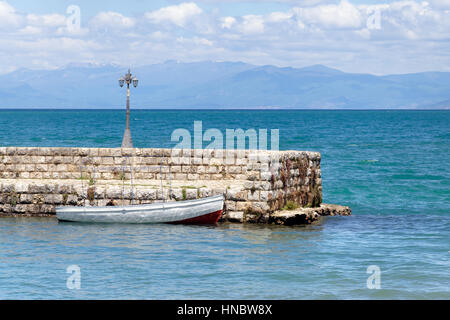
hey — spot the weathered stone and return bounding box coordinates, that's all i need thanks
[169,189,183,201]
[225,201,236,211]
[226,189,247,201]
[247,190,260,201]
[212,188,226,196]
[226,211,244,223]
[199,188,211,198]
[235,201,249,211]
[185,189,198,200]
[270,204,352,226]
[0,147,339,220]
[260,191,272,202]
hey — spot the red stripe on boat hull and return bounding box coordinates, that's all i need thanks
[171,210,223,225]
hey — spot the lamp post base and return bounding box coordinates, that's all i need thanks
[121,128,133,148]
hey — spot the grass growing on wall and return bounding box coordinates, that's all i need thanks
[283,201,300,211]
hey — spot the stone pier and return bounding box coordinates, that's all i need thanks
[0,147,351,224]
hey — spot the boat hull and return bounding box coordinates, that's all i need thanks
[56,195,224,224]
[170,210,223,225]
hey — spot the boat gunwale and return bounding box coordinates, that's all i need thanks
[56,194,224,214]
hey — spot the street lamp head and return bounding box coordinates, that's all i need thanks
[133,77,138,88]
[119,77,125,87]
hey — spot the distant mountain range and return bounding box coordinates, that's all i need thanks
[0,61,449,109]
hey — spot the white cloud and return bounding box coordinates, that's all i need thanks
[239,15,265,34]
[292,0,335,6]
[266,11,293,23]
[27,13,66,27]
[0,1,23,28]
[91,11,136,30]
[176,36,213,46]
[293,0,363,29]
[429,0,450,9]
[149,31,170,41]
[12,37,101,52]
[0,0,449,75]
[18,25,42,35]
[359,1,450,40]
[220,16,236,29]
[145,2,203,27]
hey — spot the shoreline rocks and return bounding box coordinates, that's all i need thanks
[269,203,352,226]
[0,203,352,225]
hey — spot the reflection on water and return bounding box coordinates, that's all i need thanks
[219,223,321,246]
[0,215,448,299]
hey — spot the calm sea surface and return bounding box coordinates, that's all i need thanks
[0,110,448,299]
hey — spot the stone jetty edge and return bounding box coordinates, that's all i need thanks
[0,147,351,225]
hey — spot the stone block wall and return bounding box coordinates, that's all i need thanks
[0,147,322,222]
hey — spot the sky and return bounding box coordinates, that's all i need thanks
[0,0,449,75]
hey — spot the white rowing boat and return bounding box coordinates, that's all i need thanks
[56,195,224,224]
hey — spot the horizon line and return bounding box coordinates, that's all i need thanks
[0,108,448,111]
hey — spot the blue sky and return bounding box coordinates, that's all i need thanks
[1,0,449,75]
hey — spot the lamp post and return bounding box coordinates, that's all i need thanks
[119,68,138,148]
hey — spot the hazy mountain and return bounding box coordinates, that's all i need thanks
[0,61,449,109]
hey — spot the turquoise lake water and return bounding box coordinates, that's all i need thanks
[0,110,449,299]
